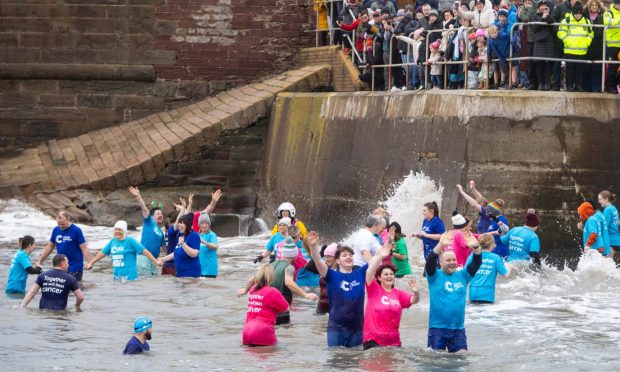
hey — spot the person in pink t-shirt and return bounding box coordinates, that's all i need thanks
[449,212,480,268]
[362,227,420,350]
[240,265,289,346]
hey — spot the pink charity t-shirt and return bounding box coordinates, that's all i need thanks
[242,286,289,346]
[362,280,413,346]
[450,230,480,268]
[274,241,307,280]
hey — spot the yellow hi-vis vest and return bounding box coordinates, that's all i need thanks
[557,14,594,55]
[603,6,620,48]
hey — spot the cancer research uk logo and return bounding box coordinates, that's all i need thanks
[444,281,464,292]
[55,234,73,245]
[339,279,361,292]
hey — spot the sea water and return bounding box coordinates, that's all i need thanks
[1,172,619,371]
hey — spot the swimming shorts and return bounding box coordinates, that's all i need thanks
[427,328,467,353]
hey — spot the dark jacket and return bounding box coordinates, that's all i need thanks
[532,12,555,58]
[518,4,537,43]
[586,11,604,60]
[395,16,416,53]
[551,0,573,52]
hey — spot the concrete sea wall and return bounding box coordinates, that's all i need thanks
[257,91,620,266]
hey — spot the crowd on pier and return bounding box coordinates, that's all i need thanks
[313,0,620,92]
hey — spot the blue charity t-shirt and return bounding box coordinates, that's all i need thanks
[487,215,509,259]
[324,265,368,332]
[265,233,286,253]
[36,268,79,310]
[123,336,150,355]
[422,217,446,258]
[6,250,33,294]
[592,211,610,255]
[174,231,201,277]
[501,226,540,262]
[199,230,219,276]
[426,267,473,329]
[165,226,179,269]
[465,251,508,303]
[478,205,493,234]
[102,236,144,281]
[296,247,319,287]
[140,215,165,258]
[583,215,607,254]
[603,205,620,247]
[49,224,86,272]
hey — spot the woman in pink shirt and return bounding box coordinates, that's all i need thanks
[240,265,289,346]
[363,228,420,350]
[449,212,480,267]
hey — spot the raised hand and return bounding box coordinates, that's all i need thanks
[456,184,463,192]
[438,231,455,248]
[306,231,319,249]
[408,279,418,292]
[212,189,222,202]
[128,186,140,197]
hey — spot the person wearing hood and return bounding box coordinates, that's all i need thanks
[488,11,511,89]
[578,201,609,255]
[371,0,396,15]
[531,0,556,90]
[457,0,496,29]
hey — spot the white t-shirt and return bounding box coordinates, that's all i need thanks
[351,228,382,267]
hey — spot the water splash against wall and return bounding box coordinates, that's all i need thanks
[381,171,444,265]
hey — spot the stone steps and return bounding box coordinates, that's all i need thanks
[0,64,332,218]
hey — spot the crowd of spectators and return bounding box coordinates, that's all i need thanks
[313,0,620,92]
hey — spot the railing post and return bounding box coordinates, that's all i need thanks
[602,26,607,93]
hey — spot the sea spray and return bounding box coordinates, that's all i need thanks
[382,171,444,265]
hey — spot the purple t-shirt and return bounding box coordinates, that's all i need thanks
[35,269,79,310]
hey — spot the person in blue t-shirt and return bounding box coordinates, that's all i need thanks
[35,211,93,282]
[307,230,394,348]
[21,254,84,311]
[124,317,153,355]
[198,214,219,278]
[412,201,445,259]
[158,213,201,278]
[255,218,291,263]
[577,202,608,256]
[501,209,541,268]
[86,221,159,281]
[425,231,482,353]
[128,186,167,276]
[6,236,42,294]
[598,190,620,260]
[466,234,510,304]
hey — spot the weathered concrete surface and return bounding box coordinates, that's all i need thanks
[257,90,620,267]
[0,64,332,221]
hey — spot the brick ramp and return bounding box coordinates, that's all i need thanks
[0,64,331,201]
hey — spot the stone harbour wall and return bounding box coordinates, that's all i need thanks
[0,0,314,150]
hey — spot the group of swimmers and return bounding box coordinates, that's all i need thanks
[4,180,620,354]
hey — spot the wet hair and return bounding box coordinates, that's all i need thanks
[149,207,162,217]
[365,214,382,228]
[478,233,496,250]
[599,190,616,203]
[253,265,274,292]
[288,225,301,239]
[179,213,194,236]
[375,264,396,288]
[424,201,440,218]
[52,254,67,267]
[57,211,71,220]
[388,221,404,241]
[19,235,35,250]
[335,245,354,260]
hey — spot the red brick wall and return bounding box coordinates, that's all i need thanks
[0,0,314,150]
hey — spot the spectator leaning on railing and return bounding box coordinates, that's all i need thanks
[519,0,539,89]
[603,0,620,92]
[557,2,593,92]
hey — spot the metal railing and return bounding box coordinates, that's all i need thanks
[506,21,620,92]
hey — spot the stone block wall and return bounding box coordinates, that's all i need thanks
[0,0,314,150]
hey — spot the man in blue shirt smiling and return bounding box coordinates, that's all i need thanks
[425,231,482,353]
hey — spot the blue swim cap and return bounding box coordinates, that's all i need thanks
[133,317,152,333]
